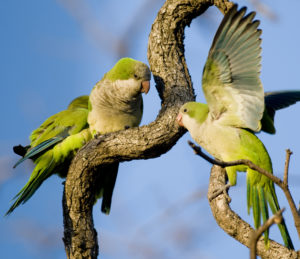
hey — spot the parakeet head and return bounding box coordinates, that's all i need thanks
[177,102,209,129]
[104,57,151,95]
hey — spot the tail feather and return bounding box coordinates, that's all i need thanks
[6,155,54,215]
[247,169,294,249]
[101,163,119,214]
[13,137,64,168]
[266,190,294,249]
[247,180,251,214]
[258,186,269,247]
[252,185,261,229]
[94,163,119,215]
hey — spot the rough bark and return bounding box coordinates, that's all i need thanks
[208,166,300,259]
[62,1,220,257]
[61,0,299,258]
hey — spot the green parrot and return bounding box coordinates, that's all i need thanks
[7,57,151,215]
[176,6,295,249]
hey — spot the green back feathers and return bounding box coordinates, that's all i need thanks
[7,96,92,215]
[30,97,89,147]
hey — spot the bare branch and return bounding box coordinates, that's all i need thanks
[62,1,234,258]
[208,166,300,259]
[284,149,292,185]
[250,209,285,259]
[189,141,300,238]
[188,141,283,186]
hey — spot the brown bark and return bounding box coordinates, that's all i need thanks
[62,0,299,258]
[208,166,300,259]
[62,1,216,257]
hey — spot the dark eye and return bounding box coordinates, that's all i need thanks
[183,108,187,113]
[134,74,138,79]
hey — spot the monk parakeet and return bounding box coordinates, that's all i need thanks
[7,58,151,215]
[176,6,294,248]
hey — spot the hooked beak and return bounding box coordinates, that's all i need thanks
[176,113,184,127]
[141,80,150,94]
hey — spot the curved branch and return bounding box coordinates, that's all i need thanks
[189,141,300,239]
[208,166,300,259]
[62,1,234,258]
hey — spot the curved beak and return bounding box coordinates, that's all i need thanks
[176,113,184,127]
[141,80,150,94]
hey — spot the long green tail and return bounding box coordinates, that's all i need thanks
[266,186,294,249]
[247,175,294,249]
[6,151,54,215]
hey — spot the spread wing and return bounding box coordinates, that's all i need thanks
[202,5,264,132]
[261,90,300,134]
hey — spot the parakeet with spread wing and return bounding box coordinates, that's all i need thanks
[7,58,151,215]
[177,6,295,248]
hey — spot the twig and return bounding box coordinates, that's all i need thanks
[250,208,284,259]
[208,166,299,258]
[208,183,231,202]
[188,141,282,185]
[283,149,292,185]
[188,141,300,238]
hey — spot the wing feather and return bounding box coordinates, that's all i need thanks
[202,5,264,131]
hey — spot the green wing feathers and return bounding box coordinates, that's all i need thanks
[13,136,65,168]
[7,96,91,215]
[202,5,264,131]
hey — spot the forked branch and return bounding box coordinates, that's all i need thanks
[189,141,300,257]
[207,165,300,258]
[62,1,234,258]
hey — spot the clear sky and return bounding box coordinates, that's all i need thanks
[1,1,300,258]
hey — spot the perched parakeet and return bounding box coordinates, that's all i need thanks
[7,58,151,215]
[176,6,294,249]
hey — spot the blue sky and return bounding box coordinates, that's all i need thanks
[1,1,300,258]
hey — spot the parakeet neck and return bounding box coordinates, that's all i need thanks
[91,79,141,111]
[88,79,143,134]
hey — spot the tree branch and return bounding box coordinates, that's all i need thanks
[188,141,300,239]
[62,0,234,258]
[208,166,300,259]
[250,209,285,259]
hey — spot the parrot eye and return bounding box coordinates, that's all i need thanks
[134,74,138,79]
[183,108,187,113]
